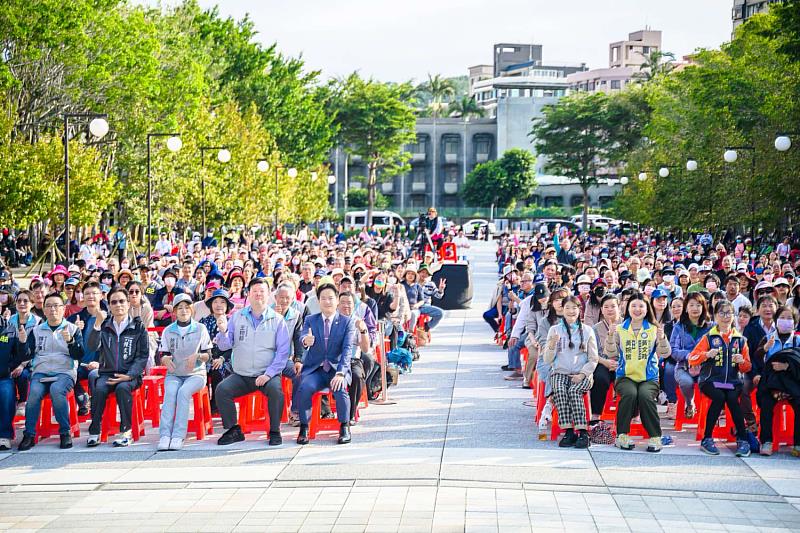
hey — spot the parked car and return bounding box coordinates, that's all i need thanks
[535,219,583,235]
[344,210,405,231]
[569,214,615,230]
[462,218,497,237]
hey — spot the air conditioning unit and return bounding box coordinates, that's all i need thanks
[476,152,489,163]
[411,182,426,192]
[444,182,458,195]
[445,153,458,164]
[381,181,394,193]
[411,153,426,162]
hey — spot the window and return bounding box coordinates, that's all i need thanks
[445,166,458,180]
[570,195,583,207]
[611,80,621,89]
[475,138,490,155]
[412,167,426,182]
[544,196,563,207]
[444,138,459,154]
[642,46,650,54]
[612,47,619,62]
[411,136,427,153]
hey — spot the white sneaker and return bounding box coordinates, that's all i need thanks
[86,434,101,447]
[157,436,171,451]
[168,438,184,451]
[541,399,553,423]
[15,402,25,417]
[0,438,11,451]
[112,430,133,447]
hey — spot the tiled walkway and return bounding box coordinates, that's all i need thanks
[2,240,800,531]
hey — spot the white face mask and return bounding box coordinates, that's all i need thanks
[578,285,590,295]
[663,275,674,284]
[165,277,176,288]
[706,282,718,291]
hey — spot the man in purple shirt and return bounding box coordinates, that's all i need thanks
[213,278,290,446]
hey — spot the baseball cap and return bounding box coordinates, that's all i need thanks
[314,268,327,278]
[651,288,668,299]
[774,277,790,287]
[172,293,193,308]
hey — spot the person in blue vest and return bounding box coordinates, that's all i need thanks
[295,279,356,445]
[213,277,290,447]
[0,321,29,450]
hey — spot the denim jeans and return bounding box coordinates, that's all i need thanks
[507,332,527,370]
[159,374,206,440]
[419,304,444,330]
[0,378,15,439]
[662,360,678,403]
[674,364,698,406]
[25,373,74,436]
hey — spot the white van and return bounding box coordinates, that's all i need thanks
[344,210,405,231]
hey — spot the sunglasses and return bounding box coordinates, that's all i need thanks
[129,290,141,294]
[109,299,127,305]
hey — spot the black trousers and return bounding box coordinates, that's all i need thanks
[700,382,747,440]
[215,373,284,433]
[89,375,140,435]
[349,355,376,420]
[590,365,615,416]
[757,389,800,446]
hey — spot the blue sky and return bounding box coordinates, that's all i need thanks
[151,0,735,83]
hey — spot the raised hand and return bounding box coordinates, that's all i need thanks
[75,317,85,331]
[302,330,315,348]
[17,325,27,344]
[216,315,228,334]
[60,327,73,343]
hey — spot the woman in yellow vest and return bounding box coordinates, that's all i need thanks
[604,291,671,452]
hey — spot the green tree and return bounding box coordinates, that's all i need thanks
[329,74,416,226]
[632,50,676,83]
[531,91,648,230]
[461,148,537,207]
[346,188,389,209]
[447,96,486,118]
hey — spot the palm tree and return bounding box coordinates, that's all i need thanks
[448,96,486,118]
[633,50,676,82]
[418,74,455,206]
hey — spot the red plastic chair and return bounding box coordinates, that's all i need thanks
[100,388,146,443]
[599,384,618,423]
[141,375,165,427]
[694,392,737,442]
[309,389,342,440]
[771,400,795,448]
[439,242,457,262]
[187,387,214,440]
[36,390,80,442]
[550,394,591,440]
[535,379,546,423]
[674,383,700,431]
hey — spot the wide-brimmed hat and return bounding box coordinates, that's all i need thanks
[205,288,234,313]
[46,265,69,280]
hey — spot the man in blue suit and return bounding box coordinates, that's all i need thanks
[296,281,356,445]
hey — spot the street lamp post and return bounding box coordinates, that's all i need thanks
[199,146,231,237]
[146,133,182,257]
[256,159,297,234]
[63,113,109,263]
[723,145,756,237]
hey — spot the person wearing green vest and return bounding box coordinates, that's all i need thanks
[604,291,671,452]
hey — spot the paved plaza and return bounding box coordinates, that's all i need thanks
[2,241,800,532]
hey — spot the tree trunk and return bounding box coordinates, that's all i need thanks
[582,184,590,232]
[366,160,377,229]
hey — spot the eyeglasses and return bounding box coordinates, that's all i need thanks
[44,303,64,309]
[128,290,141,294]
[109,299,127,305]
[717,311,733,317]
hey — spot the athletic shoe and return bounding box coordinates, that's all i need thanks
[113,430,133,447]
[169,438,184,451]
[646,437,662,453]
[700,437,719,455]
[735,439,751,457]
[791,446,800,458]
[615,433,635,450]
[574,432,590,449]
[157,436,171,451]
[86,434,101,448]
[0,438,10,451]
[558,430,577,448]
[760,442,773,456]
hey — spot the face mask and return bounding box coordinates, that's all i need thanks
[750,253,757,258]
[694,255,701,262]
[594,287,606,298]
[755,267,764,275]
[165,278,176,288]
[601,253,608,259]
[644,286,655,296]
[578,285,590,295]
[663,275,674,284]
[777,318,795,334]
[291,258,300,266]
[706,282,718,291]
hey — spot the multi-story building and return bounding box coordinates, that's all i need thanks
[328,43,625,213]
[732,0,783,35]
[567,29,662,94]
